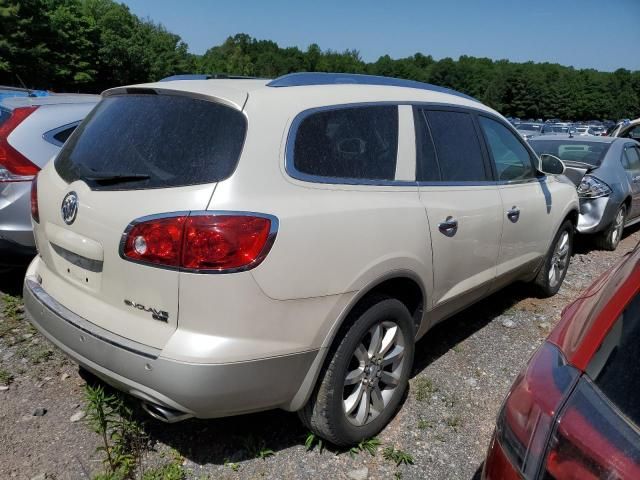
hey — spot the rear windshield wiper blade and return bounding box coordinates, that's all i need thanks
[84,173,150,185]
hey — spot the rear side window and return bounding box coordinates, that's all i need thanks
[292,105,398,181]
[621,146,640,172]
[53,126,75,144]
[55,94,247,190]
[587,292,640,427]
[424,110,488,182]
[479,116,535,181]
[414,108,441,181]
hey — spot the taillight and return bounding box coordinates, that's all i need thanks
[30,175,39,223]
[0,106,39,182]
[121,213,277,272]
[543,379,640,480]
[494,342,579,479]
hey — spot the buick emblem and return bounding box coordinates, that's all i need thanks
[61,191,78,225]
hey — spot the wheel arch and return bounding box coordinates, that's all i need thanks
[283,270,426,412]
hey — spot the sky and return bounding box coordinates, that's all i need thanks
[120,0,640,72]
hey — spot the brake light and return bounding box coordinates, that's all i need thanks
[30,175,39,223]
[493,342,579,479]
[543,379,640,480]
[122,213,276,272]
[0,106,39,182]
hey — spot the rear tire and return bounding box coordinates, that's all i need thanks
[595,205,626,251]
[533,220,573,298]
[298,295,415,446]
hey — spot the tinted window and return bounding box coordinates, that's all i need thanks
[530,140,611,167]
[414,108,440,181]
[53,126,76,145]
[624,125,640,140]
[425,110,487,182]
[293,106,398,181]
[479,116,535,181]
[55,94,247,190]
[622,146,640,171]
[588,292,640,427]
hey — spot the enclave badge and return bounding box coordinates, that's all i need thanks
[124,299,169,323]
[61,191,79,225]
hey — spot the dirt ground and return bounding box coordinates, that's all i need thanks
[1,227,638,480]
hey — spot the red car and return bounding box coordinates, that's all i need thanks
[484,241,640,480]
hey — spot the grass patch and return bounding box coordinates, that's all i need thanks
[141,460,184,480]
[382,446,414,466]
[446,415,463,431]
[241,434,275,460]
[15,344,53,365]
[0,369,13,385]
[413,377,438,402]
[349,437,381,457]
[304,431,324,454]
[417,418,432,430]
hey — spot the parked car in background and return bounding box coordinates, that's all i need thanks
[0,85,49,103]
[610,118,640,140]
[529,136,640,250]
[516,122,542,139]
[0,93,99,264]
[23,72,578,445]
[483,240,640,480]
[574,126,596,136]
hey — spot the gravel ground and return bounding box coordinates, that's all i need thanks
[1,226,638,480]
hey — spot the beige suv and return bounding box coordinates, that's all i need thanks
[24,73,579,445]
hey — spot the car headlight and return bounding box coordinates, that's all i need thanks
[577,175,611,198]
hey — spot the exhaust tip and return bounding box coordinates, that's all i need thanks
[142,401,193,423]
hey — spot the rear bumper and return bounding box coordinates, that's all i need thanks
[577,196,618,234]
[0,180,35,249]
[23,276,318,418]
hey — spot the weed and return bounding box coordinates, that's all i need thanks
[304,432,324,454]
[394,472,403,479]
[349,437,380,457]
[2,294,23,321]
[142,460,184,480]
[383,446,414,466]
[84,384,147,479]
[224,459,240,472]
[15,344,53,364]
[241,435,274,460]
[0,369,13,385]
[417,418,432,430]
[451,343,463,353]
[413,377,438,402]
[446,415,463,431]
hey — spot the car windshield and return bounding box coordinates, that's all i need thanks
[55,93,247,190]
[517,124,540,131]
[529,140,612,166]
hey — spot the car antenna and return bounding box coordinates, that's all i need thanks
[15,73,35,97]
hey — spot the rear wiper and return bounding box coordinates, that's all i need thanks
[84,173,150,185]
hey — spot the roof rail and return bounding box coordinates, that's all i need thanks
[266,72,477,101]
[159,74,266,82]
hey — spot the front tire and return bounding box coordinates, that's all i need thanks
[298,296,415,446]
[595,204,626,251]
[533,220,573,298]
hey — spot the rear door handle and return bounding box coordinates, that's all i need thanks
[507,207,520,223]
[438,216,458,237]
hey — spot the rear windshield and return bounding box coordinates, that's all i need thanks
[529,140,611,166]
[55,93,247,190]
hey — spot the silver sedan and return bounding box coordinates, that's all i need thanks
[530,135,640,250]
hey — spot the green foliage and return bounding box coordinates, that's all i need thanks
[141,461,184,480]
[0,2,637,120]
[241,434,275,460]
[349,437,381,457]
[84,384,147,479]
[413,377,438,402]
[223,459,240,472]
[382,446,415,466]
[304,431,324,454]
[0,368,13,385]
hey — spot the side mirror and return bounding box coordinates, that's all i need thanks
[538,154,565,175]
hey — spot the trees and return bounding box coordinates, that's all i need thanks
[0,1,638,120]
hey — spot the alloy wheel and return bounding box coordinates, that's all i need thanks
[343,321,406,426]
[548,231,570,288]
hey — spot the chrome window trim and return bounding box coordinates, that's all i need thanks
[42,121,81,147]
[285,101,542,188]
[118,210,279,274]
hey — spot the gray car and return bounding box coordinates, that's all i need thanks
[530,135,640,250]
[0,93,99,264]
